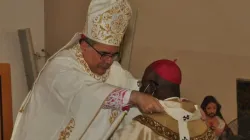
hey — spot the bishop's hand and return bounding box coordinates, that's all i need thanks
[129,91,164,113]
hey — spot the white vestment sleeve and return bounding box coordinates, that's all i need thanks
[107,61,139,91]
[106,61,139,108]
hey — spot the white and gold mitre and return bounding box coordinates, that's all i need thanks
[83,0,132,46]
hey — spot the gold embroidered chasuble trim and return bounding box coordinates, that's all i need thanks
[59,118,75,140]
[109,110,119,124]
[133,115,215,140]
[70,43,110,82]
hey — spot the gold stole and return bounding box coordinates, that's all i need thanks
[133,114,215,140]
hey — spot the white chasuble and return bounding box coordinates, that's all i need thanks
[11,33,139,140]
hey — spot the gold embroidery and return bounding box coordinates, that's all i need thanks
[109,109,119,124]
[133,115,215,140]
[70,44,110,82]
[85,0,132,46]
[59,118,75,140]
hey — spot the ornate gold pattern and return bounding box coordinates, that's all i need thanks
[59,118,75,140]
[109,109,119,124]
[70,44,110,82]
[85,0,132,46]
[134,115,215,140]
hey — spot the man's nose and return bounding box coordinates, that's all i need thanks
[105,57,113,64]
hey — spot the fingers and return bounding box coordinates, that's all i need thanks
[141,103,152,113]
[152,102,164,113]
[135,92,165,114]
[153,98,164,112]
[140,103,152,113]
[142,99,164,114]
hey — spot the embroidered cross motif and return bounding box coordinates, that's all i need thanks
[183,115,189,121]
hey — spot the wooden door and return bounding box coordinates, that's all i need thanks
[0,63,13,140]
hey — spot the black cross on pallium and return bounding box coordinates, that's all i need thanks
[183,115,189,121]
[182,136,188,140]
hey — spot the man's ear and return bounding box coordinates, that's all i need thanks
[80,42,88,51]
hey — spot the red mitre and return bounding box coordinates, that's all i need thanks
[149,59,182,85]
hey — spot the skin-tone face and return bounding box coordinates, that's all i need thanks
[205,102,217,118]
[80,41,119,75]
[139,68,178,100]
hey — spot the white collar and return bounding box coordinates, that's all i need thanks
[159,97,202,140]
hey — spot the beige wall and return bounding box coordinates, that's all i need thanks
[0,0,44,120]
[45,0,91,54]
[129,0,250,123]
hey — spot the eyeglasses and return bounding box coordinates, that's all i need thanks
[84,38,120,61]
[138,80,159,96]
